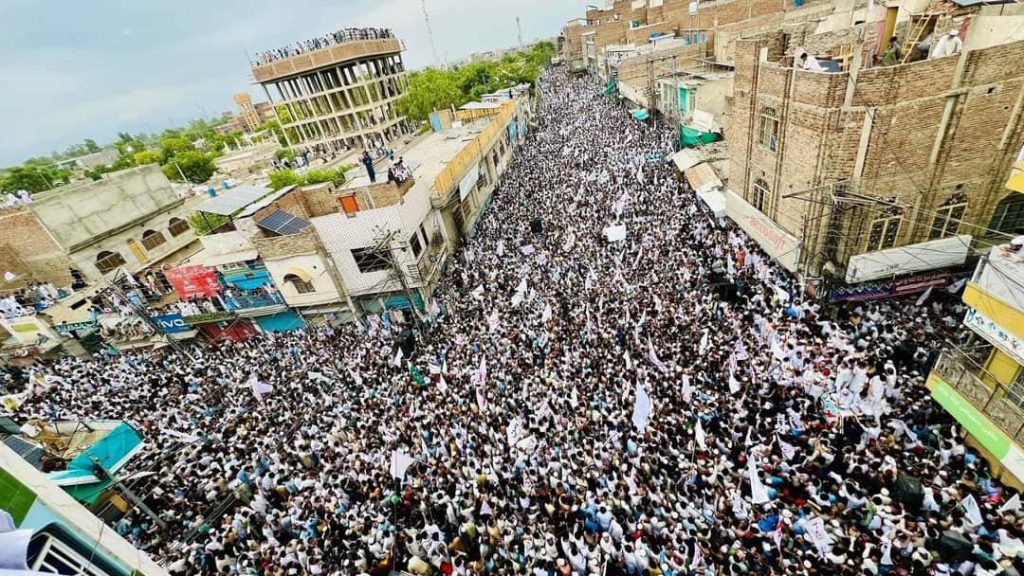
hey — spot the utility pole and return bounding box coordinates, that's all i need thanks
[311,231,358,317]
[370,229,427,335]
[421,0,441,69]
[517,16,525,51]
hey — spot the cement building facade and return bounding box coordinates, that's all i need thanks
[727,27,1024,281]
[251,35,410,154]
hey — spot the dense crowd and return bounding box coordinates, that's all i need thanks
[254,28,395,66]
[6,69,1024,576]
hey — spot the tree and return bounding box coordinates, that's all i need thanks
[83,139,101,154]
[134,150,163,165]
[304,168,348,187]
[397,67,466,122]
[268,169,303,191]
[163,151,215,184]
[189,212,229,236]
[1,165,70,192]
[159,137,194,161]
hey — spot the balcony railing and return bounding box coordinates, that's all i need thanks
[932,352,1024,445]
[223,294,285,312]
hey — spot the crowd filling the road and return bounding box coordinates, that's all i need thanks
[6,69,1024,576]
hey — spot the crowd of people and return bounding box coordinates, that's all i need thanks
[254,28,395,66]
[6,69,1024,576]
[0,282,64,319]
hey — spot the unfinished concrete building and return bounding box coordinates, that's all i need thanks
[251,29,410,155]
[727,5,1024,287]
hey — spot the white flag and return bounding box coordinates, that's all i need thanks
[249,376,273,402]
[389,449,416,480]
[472,357,487,388]
[916,286,933,306]
[348,367,363,387]
[961,494,983,525]
[698,332,709,354]
[747,454,770,505]
[507,417,527,448]
[541,303,552,323]
[946,277,967,294]
[648,339,667,373]
[488,309,500,332]
[393,347,404,367]
[729,373,742,394]
[778,438,796,461]
[515,278,528,294]
[804,517,832,557]
[511,291,525,307]
[631,383,653,432]
[1000,493,1021,514]
[694,418,707,450]
[770,336,787,361]
[472,285,485,300]
[496,239,505,257]
[437,374,449,394]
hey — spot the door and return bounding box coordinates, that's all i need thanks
[982,349,1019,390]
[127,239,148,264]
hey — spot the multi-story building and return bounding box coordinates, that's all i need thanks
[928,242,1024,488]
[251,28,410,155]
[0,164,198,290]
[233,92,261,132]
[0,440,168,575]
[726,9,1024,286]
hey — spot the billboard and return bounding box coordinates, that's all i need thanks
[724,189,800,272]
[152,313,192,334]
[845,235,971,284]
[163,265,221,300]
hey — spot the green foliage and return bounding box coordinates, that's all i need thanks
[163,151,215,184]
[268,169,303,191]
[189,212,229,236]
[159,137,194,160]
[133,150,163,165]
[397,45,551,122]
[268,166,350,191]
[304,168,348,187]
[0,165,70,193]
[274,149,296,162]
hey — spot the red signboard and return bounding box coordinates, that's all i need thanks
[164,265,222,300]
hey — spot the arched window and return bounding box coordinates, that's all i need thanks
[751,178,771,213]
[283,273,314,294]
[989,192,1024,237]
[168,217,190,237]
[96,251,126,274]
[140,229,167,251]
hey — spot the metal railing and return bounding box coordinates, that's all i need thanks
[223,293,285,312]
[932,351,1024,445]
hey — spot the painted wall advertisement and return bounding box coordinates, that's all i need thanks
[930,377,1024,482]
[163,265,221,300]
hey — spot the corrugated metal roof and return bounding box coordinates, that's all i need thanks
[196,185,274,216]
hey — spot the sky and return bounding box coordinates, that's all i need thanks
[0,0,589,167]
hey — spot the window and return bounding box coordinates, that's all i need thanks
[283,274,315,294]
[989,193,1024,236]
[758,106,779,151]
[140,230,167,250]
[168,217,190,237]
[351,247,391,273]
[751,178,771,213]
[929,203,966,239]
[95,251,125,274]
[867,215,902,251]
[409,232,423,258]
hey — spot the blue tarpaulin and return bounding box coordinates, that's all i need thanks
[48,423,143,492]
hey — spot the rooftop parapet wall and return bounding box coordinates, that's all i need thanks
[252,38,404,83]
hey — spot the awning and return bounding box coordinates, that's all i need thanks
[602,81,617,96]
[697,189,727,218]
[671,149,703,172]
[48,422,143,498]
[684,162,722,194]
[631,108,650,121]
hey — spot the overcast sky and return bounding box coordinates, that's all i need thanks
[0,0,588,166]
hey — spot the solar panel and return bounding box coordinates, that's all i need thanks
[196,186,273,216]
[3,436,44,469]
[256,209,311,236]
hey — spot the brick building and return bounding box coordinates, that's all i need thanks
[727,17,1024,284]
[0,165,198,292]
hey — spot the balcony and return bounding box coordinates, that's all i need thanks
[932,352,1024,446]
[223,293,286,317]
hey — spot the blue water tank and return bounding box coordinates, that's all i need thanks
[207,188,216,197]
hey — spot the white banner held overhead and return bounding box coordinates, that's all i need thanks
[389,449,416,480]
[631,383,653,432]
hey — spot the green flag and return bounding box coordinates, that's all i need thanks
[409,364,427,387]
